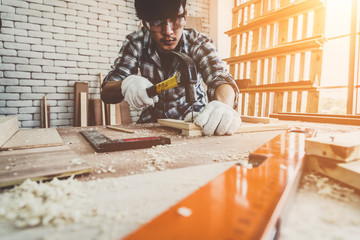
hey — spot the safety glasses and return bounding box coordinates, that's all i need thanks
[145,12,186,33]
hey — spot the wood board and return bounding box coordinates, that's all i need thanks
[74,82,88,127]
[0,116,18,147]
[305,131,360,162]
[158,119,288,136]
[0,145,92,188]
[0,128,63,151]
[306,155,360,191]
[240,116,279,124]
[80,92,88,127]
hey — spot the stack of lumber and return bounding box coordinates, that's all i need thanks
[0,116,92,188]
[305,131,360,190]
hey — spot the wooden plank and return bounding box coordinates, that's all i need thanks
[109,104,117,125]
[273,92,284,113]
[306,90,319,113]
[265,92,271,117]
[276,112,360,119]
[238,80,317,92]
[0,145,92,188]
[306,155,360,191]
[74,82,88,127]
[0,128,63,151]
[241,115,279,123]
[119,101,132,125]
[0,116,18,148]
[286,91,293,112]
[158,119,287,137]
[258,92,264,116]
[225,0,325,37]
[270,113,360,125]
[92,99,103,126]
[248,93,256,116]
[40,95,49,128]
[305,131,360,162]
[80,92,88,127]
[158,119,200,131]
[224,36,324,64]
[296,91,302,112]
[99,73,106,126]
[241,93,246,115]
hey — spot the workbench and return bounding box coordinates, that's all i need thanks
[1,121,360,240]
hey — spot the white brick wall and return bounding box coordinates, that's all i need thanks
[0,0,210,128]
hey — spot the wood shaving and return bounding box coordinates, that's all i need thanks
[0,177,87,228]
[177,207,192,217]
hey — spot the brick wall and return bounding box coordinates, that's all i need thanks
[0,0,210,128]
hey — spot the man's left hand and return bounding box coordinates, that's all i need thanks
[195,100,241,136]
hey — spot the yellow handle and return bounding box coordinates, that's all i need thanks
[155,72,180,93]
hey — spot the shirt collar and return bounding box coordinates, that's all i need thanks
[144,28,190,70]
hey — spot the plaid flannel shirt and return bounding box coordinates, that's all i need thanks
[103,27,239,123]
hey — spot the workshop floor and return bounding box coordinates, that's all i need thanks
[1,121,360,240]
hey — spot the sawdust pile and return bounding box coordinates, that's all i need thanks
[281,171,360,240]
[0,177,87,228]
[300,171,360,203]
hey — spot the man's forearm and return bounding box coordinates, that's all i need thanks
[101,80,123,104]
[214,84,236,108]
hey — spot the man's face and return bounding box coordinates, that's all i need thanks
[145,6,187,53]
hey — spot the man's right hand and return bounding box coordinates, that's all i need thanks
[121,75,159,110]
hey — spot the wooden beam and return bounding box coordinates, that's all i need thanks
[99,73,106,126]
[0,116,18,148]
[224,36,325,64]
[270,113,360,125]
[305,131,360,162]
[225,0,325,37]
[276,112,360,119]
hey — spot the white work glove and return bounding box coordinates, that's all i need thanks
[195,100,241,136]
[121,75,159,110]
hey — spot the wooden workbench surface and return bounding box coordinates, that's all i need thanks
[57,123,281,179]
[1,121,360,240]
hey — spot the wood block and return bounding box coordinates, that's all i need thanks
[241,116,279,124]
[0,145,92,188]
[0,116,18,147]
[74,82,88,127]
[158,119,200,131]
[306,155,360,191]
[0,128,63,151]
[305,131,360,162]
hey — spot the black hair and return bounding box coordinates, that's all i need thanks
[135,0,187,21]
